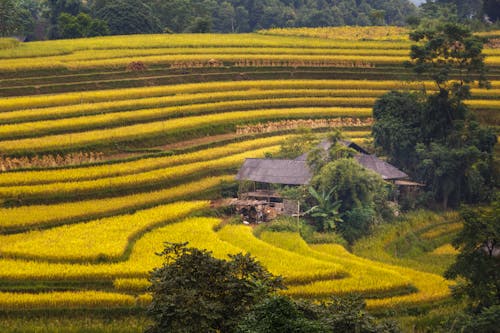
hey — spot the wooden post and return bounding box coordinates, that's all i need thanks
[297,201,300,226]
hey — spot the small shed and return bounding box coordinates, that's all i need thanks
[234,139,421,220]
[233,159,310,221]
[354,154,408,181]
[236,158,312,185]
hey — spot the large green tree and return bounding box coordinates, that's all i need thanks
[96,0,161,35]
[0,0,21,36]
[237,294,400,333]
[372,91,423,174]
[311,158,390,243]
[58,12,108,38]
[445,200,500,310]
[146,242,283,333]
[373,23,496,209]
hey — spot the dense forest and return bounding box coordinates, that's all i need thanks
[1,0,500,40]
[3,0,417,39]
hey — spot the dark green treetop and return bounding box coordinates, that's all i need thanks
[445,199,500,310]
[407,22,490,98]
[146,242,283,333]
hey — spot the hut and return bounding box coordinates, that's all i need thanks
[234,159,312,221]
[234,139,421,220]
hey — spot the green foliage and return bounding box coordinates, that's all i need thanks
[0,37,19,48]
[146,242,284,333]
[278,128,318,159]
[58,12,109,38]
[341,206,377,244]
[238,294,400,333]
[150,0,415,33]
[236,295,329,333]
[15,0,40,40]
[279,185,308,202]
[374,23,497,209]
[299,224,348,246]
[372,91,423,173]
[188,16,211,33]
[310,158,389,242]
[96,0,161,35]
[407,23,489,92]
[314,158,388,214]
[317,294,401,333]
[445,201,500,311]
[306,131,357,174]
[253,216,300,239]
[47,0,82,38]
[0,0,21,37]
[304,187,343,233]
[0,0,422,39]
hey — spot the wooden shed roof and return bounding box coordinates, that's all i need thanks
[236,158,312,185]
[354,154,408,180]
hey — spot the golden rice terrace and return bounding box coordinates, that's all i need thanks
[0,27,498,331]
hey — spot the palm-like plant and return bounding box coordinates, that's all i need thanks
[304,186,343,232]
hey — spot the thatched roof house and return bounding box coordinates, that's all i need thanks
[236,158,312,185]
[236,140,410,185]
[353,154,408,180]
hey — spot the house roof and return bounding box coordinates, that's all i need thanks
[354,154,408,180]
[237,140,408,185]
[236,158,312,185]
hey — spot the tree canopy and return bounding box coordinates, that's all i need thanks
[373,23,497,209]
[309,157,390,243]
[6,0,418,39]
[146,242,283,333]
[147,242,400,333]
[95,0,161,35]
[445,200,500,310]
[407,22,489,95]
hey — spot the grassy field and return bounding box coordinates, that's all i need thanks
[0,28,496,331]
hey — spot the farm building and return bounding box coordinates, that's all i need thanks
[234,139,422,221]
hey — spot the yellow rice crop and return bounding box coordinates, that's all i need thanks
[0,136,288,186]
[0,98,375,139]
[259,232,412,298]
[3,79,497,113]
[3,50,499,71]
[113,278,150,292]
[0,291,139,310]
[0,108,370,153]
[0,80,474,112]
[3,47,411,64]
[0,217,237,281]
[312,244,452,309]
[217,226,345,284]
[0,53,407,71]
[465,99,500,110]
[260,26,411,41]
[420,222,463,240]
[0,175,232,231]
[0,217,342,284]
[0,146,278,199]
[0,33,412,60]
[0,89,384,124]
[431,244,459,256]
[0,201,208,261]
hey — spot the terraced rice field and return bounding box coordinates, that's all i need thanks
[0,29,496,330]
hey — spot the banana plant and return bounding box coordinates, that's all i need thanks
[304,186,343,232]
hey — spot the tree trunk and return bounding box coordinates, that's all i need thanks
[443,193,449,210]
